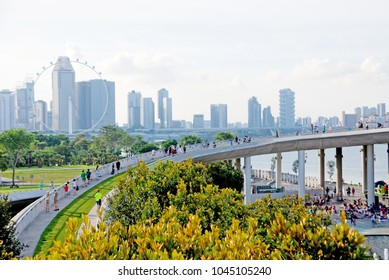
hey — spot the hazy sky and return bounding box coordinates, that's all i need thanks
[1,0,389,125]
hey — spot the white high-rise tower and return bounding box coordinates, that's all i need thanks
[52,56,75,133]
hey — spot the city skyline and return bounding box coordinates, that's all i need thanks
[1,0,389,125]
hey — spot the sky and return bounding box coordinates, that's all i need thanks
[1,0,389,126]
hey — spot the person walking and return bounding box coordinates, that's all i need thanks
[53,189,59,211]
[45,191,50,212]
[64,182,69,197]
[86,169,91,184]
[80,170,86,187]
[95,189,102,209]
[72,179,78,195]
[50,181,55,190]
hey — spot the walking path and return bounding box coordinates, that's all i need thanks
[17,169,122,257]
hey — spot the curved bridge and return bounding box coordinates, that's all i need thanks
[185,128,389,205]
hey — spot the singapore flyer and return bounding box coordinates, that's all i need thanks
[33,56,111,135]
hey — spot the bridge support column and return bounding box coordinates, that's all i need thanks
[387,144,389,186]
[234,158,241,170]
[298,150,305,198]
[276,153,282,189]
[361,145,368,194]
[243,156,252,205]
[367,144,375,205]
[336,147,343,201]
[318,149,325,197]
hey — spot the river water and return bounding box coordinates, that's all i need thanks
[251,144,389,185]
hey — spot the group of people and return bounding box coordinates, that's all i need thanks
[44,189,59,212]
[164,145,187,155]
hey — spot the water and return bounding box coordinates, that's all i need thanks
[251,144,389,185]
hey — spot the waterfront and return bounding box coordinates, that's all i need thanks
[251,144,389,185]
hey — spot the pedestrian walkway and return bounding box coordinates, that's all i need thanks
[17,163,132,258]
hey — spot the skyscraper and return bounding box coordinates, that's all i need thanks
[248,97,261,128]
[34,100,48,131]
[193,114,204,129]
[377,103,386,117]
[75,79,115,130]
[15,81,34,130]
[52,56,75,132]
[210,104,227,128]
[127,90,142,129]
[0,90,15,132]
[142,97,155,129]
[279,88,295,128]
[158,88,172,129]
[354,107,362,121]
[262,106,275,127]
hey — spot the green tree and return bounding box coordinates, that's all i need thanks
[180,134,202,146]
[292,159,299,175]
[161,139,178,149]
[270,156,276,172]
[0,195,25,259]
[0,129,34,187]
[206,161,244,192]
[327,160,335,181]
[214,131,235,141]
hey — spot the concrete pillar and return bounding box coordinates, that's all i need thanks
[387,144,389,185]
[362,145,368,194]
[298,150,305,198]
[276,152,282,188]
[335,147,343,201]
[234,158,241,170]
[367,144,375,205]
[243,156,252,205]
[318,149,325,197]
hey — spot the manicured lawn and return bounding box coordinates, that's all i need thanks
[33,172,125,257]
[0,185,41,194]
[0,165,93,194]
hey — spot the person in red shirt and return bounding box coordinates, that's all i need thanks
[64,182,69,197]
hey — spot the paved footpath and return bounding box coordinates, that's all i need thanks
[17,168,127,258]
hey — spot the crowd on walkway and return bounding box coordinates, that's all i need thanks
[307,185,388,227]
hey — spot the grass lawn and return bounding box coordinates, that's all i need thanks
[0,165,93,194]
[33,172,125,257]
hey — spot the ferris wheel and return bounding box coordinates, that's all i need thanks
[33,58,110,134]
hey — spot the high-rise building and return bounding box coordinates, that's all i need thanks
[142,97,155,129]
[52,56,75,132]
[377,103,386,117]
[354,107,362,121]
[158,88,172,129]
[342,111,357,129]
[193,114,204,129]
[34,100,48,131]
[279,88,295,128]
[75,79,116,130]
[210,104,227,128]
[362,106,369,116]
[127,90,142,129]
[302,117,312,127]
[0,90,15,132]
[329,116,339,127]
[248,97,261,128]
[369,107,377,115]
[15,81,34,130]
[75,81,91,129]
[262,106,275,127]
